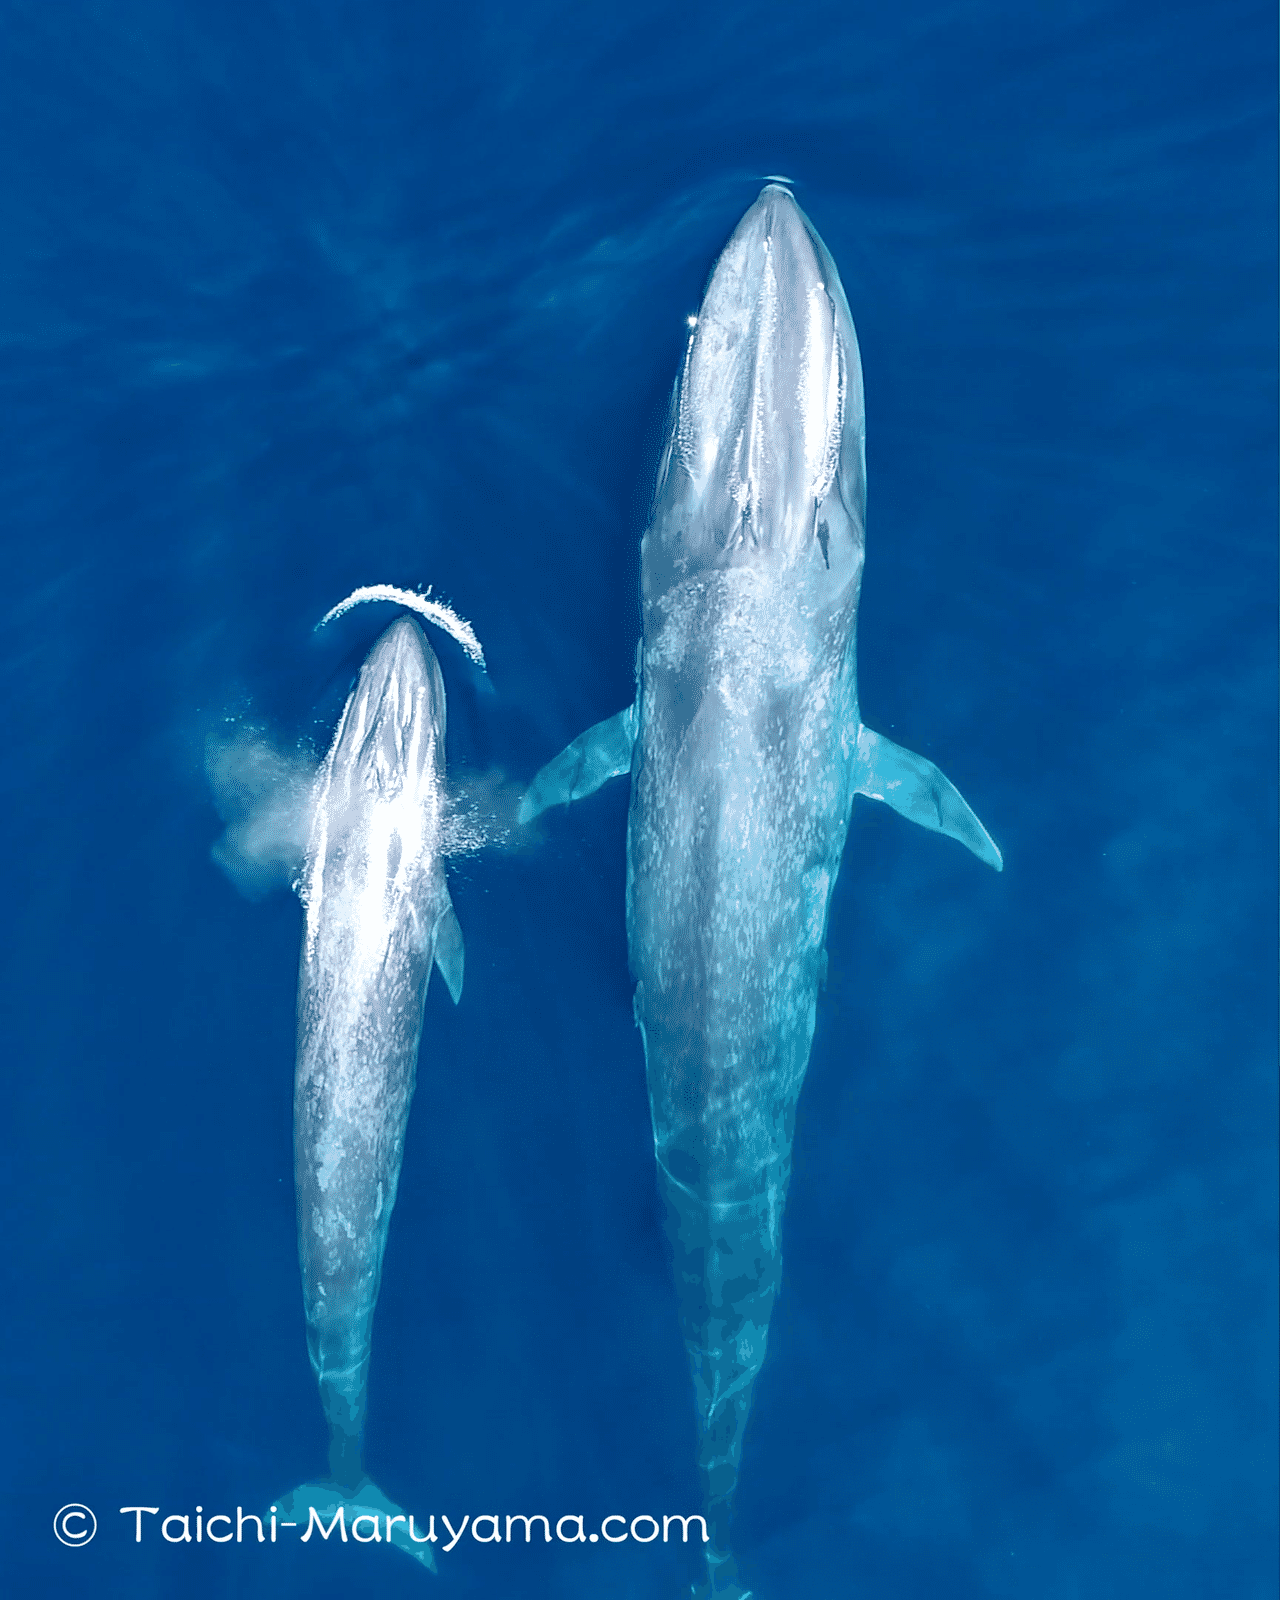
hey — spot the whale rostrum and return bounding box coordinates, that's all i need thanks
[280,613,464,1573]
[520,185,1001,1598]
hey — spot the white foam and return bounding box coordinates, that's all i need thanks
[316,584,487,670]
[206,727,317,900]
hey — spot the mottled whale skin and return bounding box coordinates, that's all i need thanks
[281,614,464,1572]
[520,186,1000,1598]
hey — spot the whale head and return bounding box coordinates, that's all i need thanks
[332,615,446,807]
[645,186,866,600]
[304,616,447,954]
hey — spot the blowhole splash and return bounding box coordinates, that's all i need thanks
[207,735,515,905]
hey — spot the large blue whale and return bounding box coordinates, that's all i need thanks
[520,186,1001,1598]
[278,614,464,1571]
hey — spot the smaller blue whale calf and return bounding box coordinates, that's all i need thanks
[277,614,464,1573]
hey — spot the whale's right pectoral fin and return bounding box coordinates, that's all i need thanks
[517,702,638,825]
[854,724,1003,871]
[433,894,465,1005]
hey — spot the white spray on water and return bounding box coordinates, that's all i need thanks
[208,592,520,899]
[316,584,486,670]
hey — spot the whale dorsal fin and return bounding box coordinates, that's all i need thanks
[517,702,638,824]
[854,724,1002,871]
[434,893,465,1003]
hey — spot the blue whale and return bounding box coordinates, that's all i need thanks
[278,615,464,1572]
[520,186,1001,1598]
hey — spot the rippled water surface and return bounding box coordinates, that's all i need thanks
[2,3,1275,1596]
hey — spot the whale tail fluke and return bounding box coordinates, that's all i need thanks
[691,1548,755,1599]
[274,1478,438,1574]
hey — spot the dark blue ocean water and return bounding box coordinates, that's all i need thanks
[2,3,1275,1596]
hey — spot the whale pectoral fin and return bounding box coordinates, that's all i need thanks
[433,895,465,1004]
[517,702,638,824]
[854,725,1003,871]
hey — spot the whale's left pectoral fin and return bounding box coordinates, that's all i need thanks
[517,702,638,824]
[434,894,465,1004]
[854,725,1003,871]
